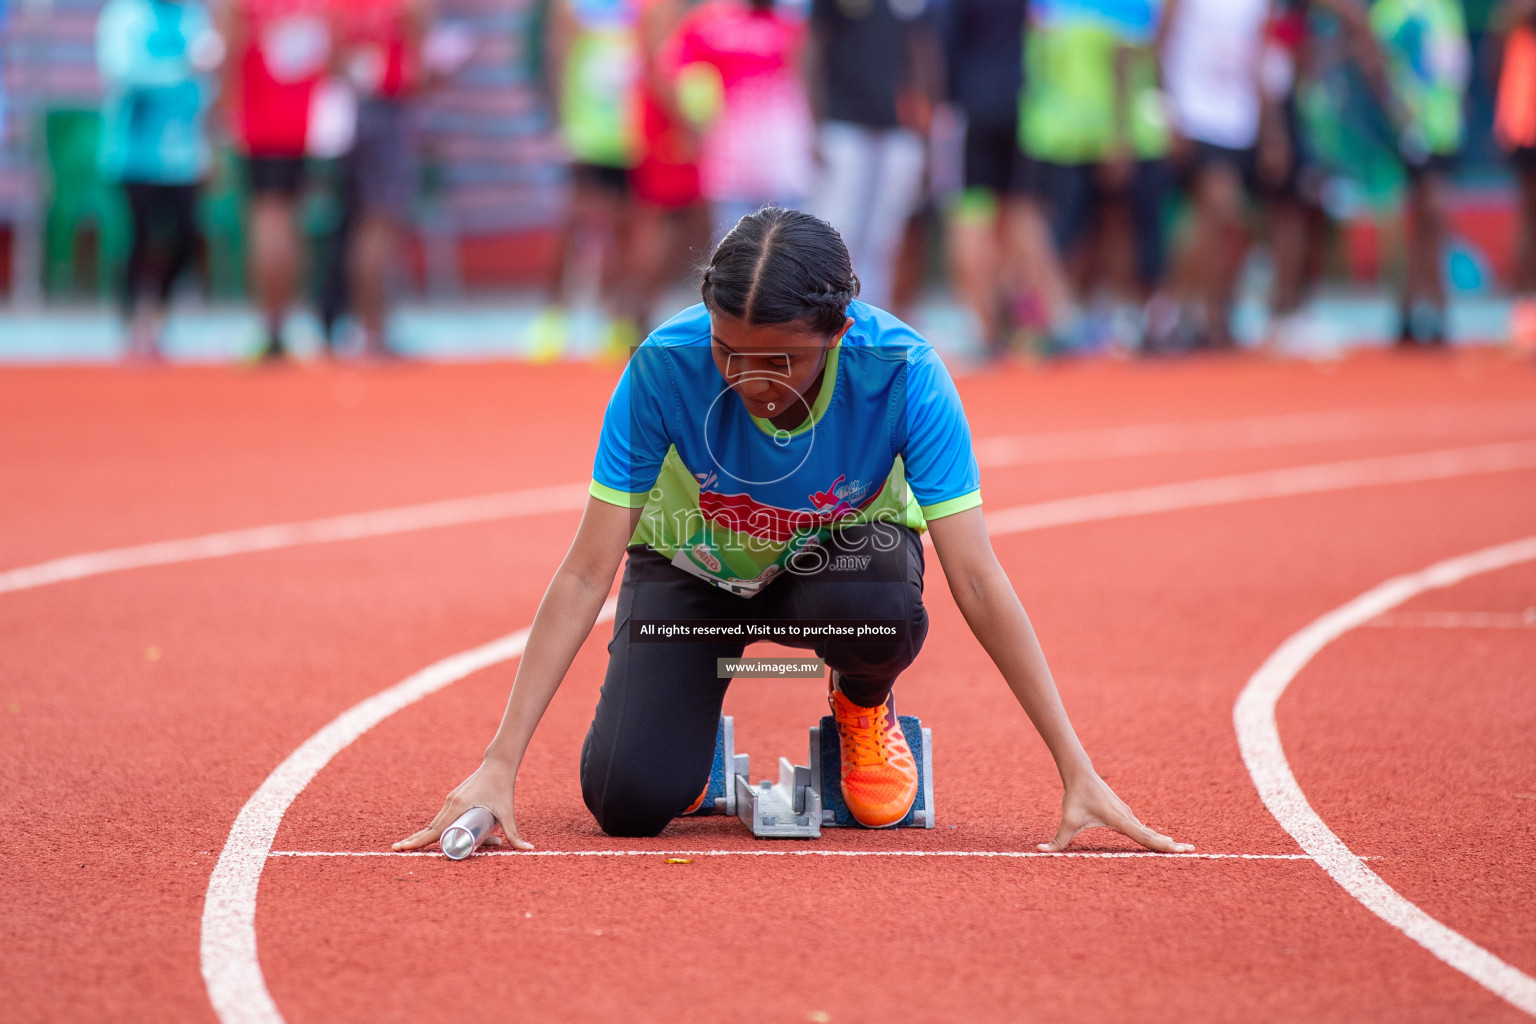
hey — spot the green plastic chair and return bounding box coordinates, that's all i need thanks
[41,109,131,298]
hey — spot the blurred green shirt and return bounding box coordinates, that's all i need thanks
[1019,0,1168,164]
[1370,0,1469,156]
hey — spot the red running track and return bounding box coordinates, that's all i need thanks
[1,351,1533,1022]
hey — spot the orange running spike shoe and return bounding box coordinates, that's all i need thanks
[828,681,919,828]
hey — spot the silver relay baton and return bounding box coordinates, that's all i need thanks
[441,806,497,860]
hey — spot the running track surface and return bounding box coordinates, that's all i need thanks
[2,352,1534,1023]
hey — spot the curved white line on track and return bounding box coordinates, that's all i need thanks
[199,442,1536,1023]
[0,483,589,596]
[1235,537,1536,1016]
[200,599,617,1024]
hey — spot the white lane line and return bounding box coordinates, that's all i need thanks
[201,442,1536,1024]
[983,441,1536,536]
[1235,537,1536,1017]
[200,598,615,1024]
[6,404,1533,599]
[0,483,589,596]
[974,402,1536,467]
[267,849,1316,860]
[1364,610,1536,628]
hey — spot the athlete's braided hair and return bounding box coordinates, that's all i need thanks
[700,207,859,338]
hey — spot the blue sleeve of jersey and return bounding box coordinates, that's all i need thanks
[590,348,674,506]
[901,347,982,517]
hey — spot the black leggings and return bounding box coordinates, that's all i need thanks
[122,183,200,316]
[581,524,930,838]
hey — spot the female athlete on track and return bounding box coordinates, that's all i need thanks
[397,207,1192,853]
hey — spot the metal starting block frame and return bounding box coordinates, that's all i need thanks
[693,716,935,839]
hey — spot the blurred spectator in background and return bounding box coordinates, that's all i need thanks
[629,0,703,331]
[0,1,9,146]
[940,0,1032,356]
[1493,0,1536,354]
[809,0,940,312]
[1018,0,1170,353]
[1160,0,1268,350]
[97,0,224,362]
[534,0,645,360]
[671,0,816,241]
[222,0,336,361]
[1258,0,1326,350]
[1372,0,1469,347]
[316,0,431,359]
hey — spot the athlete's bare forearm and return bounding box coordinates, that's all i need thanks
[926,510,1094,785]
[950,567,1096,785]
[482,497,640,771]
[482,568,611,768]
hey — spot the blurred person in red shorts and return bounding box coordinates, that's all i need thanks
[630,0,704,334]
[222,0,335,360]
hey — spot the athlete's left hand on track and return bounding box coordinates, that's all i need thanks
[1039,773,1193,854]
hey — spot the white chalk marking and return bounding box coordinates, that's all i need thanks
[200,599,615,1024]
[983,441,1536,536]
[266,848,1315,861]
[1364,610,1536,629]
[974,402,1536,468]
[1235,537,1536,1017]
[0,483,588,596]
[198,442,1536,1023]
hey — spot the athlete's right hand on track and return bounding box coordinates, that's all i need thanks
[392,758,533,852]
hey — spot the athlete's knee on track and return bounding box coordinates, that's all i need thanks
[582,775,688,838]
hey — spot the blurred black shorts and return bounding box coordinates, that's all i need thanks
[1513,146,1536,172]
[245,156,307,198]
[1404,151,1458,183]
[964,120,1026,195]
[571,162,633,196]
[1177,140,1259,195]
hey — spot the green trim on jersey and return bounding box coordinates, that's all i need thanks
[918,489,983,520]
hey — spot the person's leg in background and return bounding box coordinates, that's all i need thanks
[245,157,306,361]
[121,182,201,361]
[1400,163,1451,346]
[813,122,877,297]
[1126,159,1172,347]
[1184,148,1248,349]
[347,100,417,359]
[1019,160,1094,352]
[120,182,158,360]
[534,164,630,361]
[947,120,1010,354]
[1002,156,1075,353]
[1510,152,1536,355]
[317,149,359,352]
[854,128,926,312]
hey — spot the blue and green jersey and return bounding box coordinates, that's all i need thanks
[590,301,983,596]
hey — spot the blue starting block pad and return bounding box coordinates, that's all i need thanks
[812,715,935,830]
[689,715,935,839]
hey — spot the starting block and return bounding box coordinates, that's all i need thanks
[693,715,935,839]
